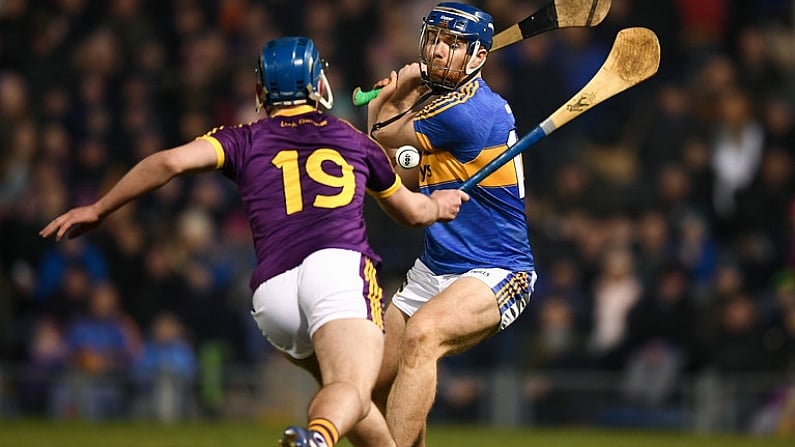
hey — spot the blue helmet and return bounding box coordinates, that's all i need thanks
[256,36,333,110]
[424,2,494,50]
[419,3,495,91]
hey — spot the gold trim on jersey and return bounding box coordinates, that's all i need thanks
[416,80,479,123]
[367,174,402,199]
[416,131,434,153]
[419,144,519,188]
[198,136,226,169]
[270,105,317,117]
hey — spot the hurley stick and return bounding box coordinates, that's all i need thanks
[353,0,612,106]
[459,27,660,192]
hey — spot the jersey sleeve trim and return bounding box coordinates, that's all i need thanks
[270,105,317,117]
[367,174,402,199]
[416,81,478,120]
[416,131,434,152]
[198,136,225,169]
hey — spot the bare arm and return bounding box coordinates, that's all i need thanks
[376,185,469,228]
[40,138,220,241]
[367,64,428,149]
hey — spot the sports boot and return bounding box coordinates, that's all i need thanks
[278,426,318,447]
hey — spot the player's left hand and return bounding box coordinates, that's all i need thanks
[394,63,423,93]
[372,72,394,90]
[368,70,398,109]
[39,205,103,241]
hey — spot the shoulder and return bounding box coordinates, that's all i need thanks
[204,120,261,136]
[419,79,508,122]
[418,80,480,119]
[334,115,385,148]
[334,115,366,135]
[201,121,264,147]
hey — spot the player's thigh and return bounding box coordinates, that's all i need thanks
[300,248,386,338]
[301,249,387,387]
[251,248,387,362]
[408,276,501,356]
[312,318,384,389]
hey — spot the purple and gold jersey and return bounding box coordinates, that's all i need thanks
[413,77,534,274]
[200,105,401,290]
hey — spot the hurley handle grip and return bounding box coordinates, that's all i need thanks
[352,87,382,106]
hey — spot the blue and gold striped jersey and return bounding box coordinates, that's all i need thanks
[413,77,534,274]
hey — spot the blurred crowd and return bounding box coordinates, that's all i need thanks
[1,0,795,426]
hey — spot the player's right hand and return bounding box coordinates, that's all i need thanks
[39,205,103,242]
[430,189,470,222]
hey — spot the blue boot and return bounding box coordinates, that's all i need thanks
[278,426,318,447]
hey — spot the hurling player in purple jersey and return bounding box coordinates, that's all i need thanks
[40,37,468,447]
[366,4,536,446]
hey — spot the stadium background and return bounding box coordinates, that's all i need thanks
[1,0,794,438]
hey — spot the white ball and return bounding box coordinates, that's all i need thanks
[395,145,420,169]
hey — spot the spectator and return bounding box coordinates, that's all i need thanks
[735,148,794,242]
[674,209,720,302]
[522,294,588,425]
[588,244,642,369]
[734,26,787,98]
[710,87,764,233]
[707,291,772,372]
[52,282,141,420]
[633,209,674,286]
[18,317,68,416]
[1,0,794,429]
[623,262,698,370]
[761,271,795,372]
[760,95,795,151]
[35,237,109,305]
[132,311,197,422]
[0,119,37,206]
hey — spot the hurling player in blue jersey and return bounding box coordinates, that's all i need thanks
[40,37,469,447]
[367,3,536,446]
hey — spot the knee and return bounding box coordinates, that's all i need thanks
[355,386,373,417]
[345,381,374,416]
[311,380,371,416]
[400,318,442,368]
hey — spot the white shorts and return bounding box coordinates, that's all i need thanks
[251,248,384,359]
[392,259,537,330]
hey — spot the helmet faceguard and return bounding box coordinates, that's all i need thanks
[255,37,334,112]
[419,2,494,92]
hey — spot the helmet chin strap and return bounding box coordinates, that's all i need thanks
[465,41,485,75]
[447,45,486,90]
[255,94,264,113]
[308,71,334,110]
[370,89,435,139]
[255,80,266,113]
